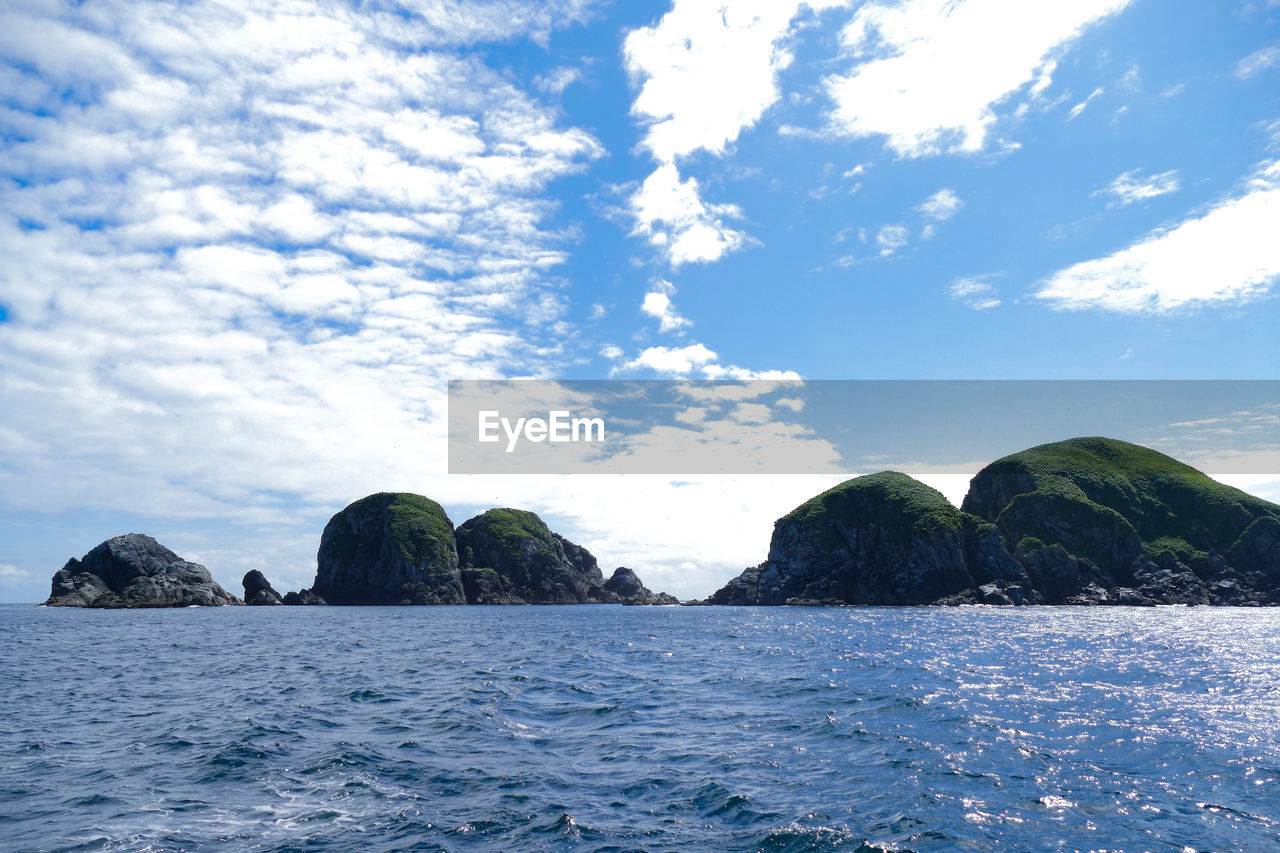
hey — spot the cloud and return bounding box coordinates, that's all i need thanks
[1236,45,1280,80]
[1068,86,1104,120]
[623,0,846,268]
[624,0,847,163]
[1095,168,1181,205]
[825,0,1132,156]
[949,276,1002,309]
[0,1,604,568]
[641,283,691,333]
[0,564,29,582]
[1034,160,1280,312]
[917,188,962,220]
[628,163,746,266]
[534,66,583,94]
[876,224,910,255]
[615,344,800,380]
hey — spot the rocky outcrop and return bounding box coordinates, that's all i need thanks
[455,508,611,604]
[305,493,465,605]
[963,437,1280,605]
[294,495,672,606]
[604,567,680,605]
[708,438,1280,607]
[282,589,327,606]
[707,472,1027,606]
[44,534,241,608]
[242,570,283,606]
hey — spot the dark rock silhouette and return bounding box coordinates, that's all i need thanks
[45,534,240,608]
[242,570,283,606]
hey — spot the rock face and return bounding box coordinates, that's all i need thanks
[45,534,241,608]
[603,567,680,605]
[293,495,673,606]
[456,508,612,604]
[308,493,465,605]
[242,570,283,606]
[707,472,1028,606]
[962,437,1280,605]
[708,438,1280,607]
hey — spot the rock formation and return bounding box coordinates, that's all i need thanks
[44,534,241,608]
[604,567,680,605]
[307,493,465,605]
[242,570,283,605]
[707,438,1280,607]
[289,494,674,605]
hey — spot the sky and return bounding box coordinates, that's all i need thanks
[2,0,1279,602]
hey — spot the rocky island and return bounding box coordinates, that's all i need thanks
[284,494,676,606]
[708,437,1280,606]
[44,534,241,608]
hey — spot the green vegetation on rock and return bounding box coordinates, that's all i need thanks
[963,436,1280,556]
[782,471,965,551]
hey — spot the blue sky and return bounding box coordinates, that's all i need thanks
[2,0,1279,602]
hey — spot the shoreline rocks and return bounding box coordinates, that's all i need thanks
[706,438,1280,607]
[44,534,241,608]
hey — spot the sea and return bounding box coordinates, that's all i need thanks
[2,604,1279,852]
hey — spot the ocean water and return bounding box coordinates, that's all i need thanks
[2,605,1280,852]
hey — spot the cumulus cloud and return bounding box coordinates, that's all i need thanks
[917,188,962,220]
[640,281,692,333]
[615,344,800,380]
[949,276,1002,309]
[629,163,746,266]
[1096,168,1181,205]
[625,0,847,163]
[876,224,910,255]
[623,0,846,267]
[1034,160,1280,312]
[825,0,1132,156]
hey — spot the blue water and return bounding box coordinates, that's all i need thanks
[2,605,1280,852]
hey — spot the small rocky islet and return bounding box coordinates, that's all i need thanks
[42,437,1280,609]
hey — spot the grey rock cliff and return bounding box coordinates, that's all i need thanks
[242,570,284,606]
[45,534,241,608]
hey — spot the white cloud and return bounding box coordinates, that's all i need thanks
[623,0,847,268]
[0,564,29,582]
[534,66,583,95]
[1068,86,1104,120]
[1035,160,1280,312]
[599,344,624,360]
[1096,168,1181,205]
[1236,45,1280,80]
[618,344,720,376]
[625,0,847,163]
[825,0,1132,156]
[876,224,910,255]
[949,276,1002,310]
[615,344,800,381]
[917,188,962,221]
[641,286,691,334]
[629,163,746,266]
[0,0,605,594]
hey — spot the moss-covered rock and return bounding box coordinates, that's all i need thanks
[309,493,464,605]
[713,472,1027,606]
[963,437,1280,604]
[455,508,608,603]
